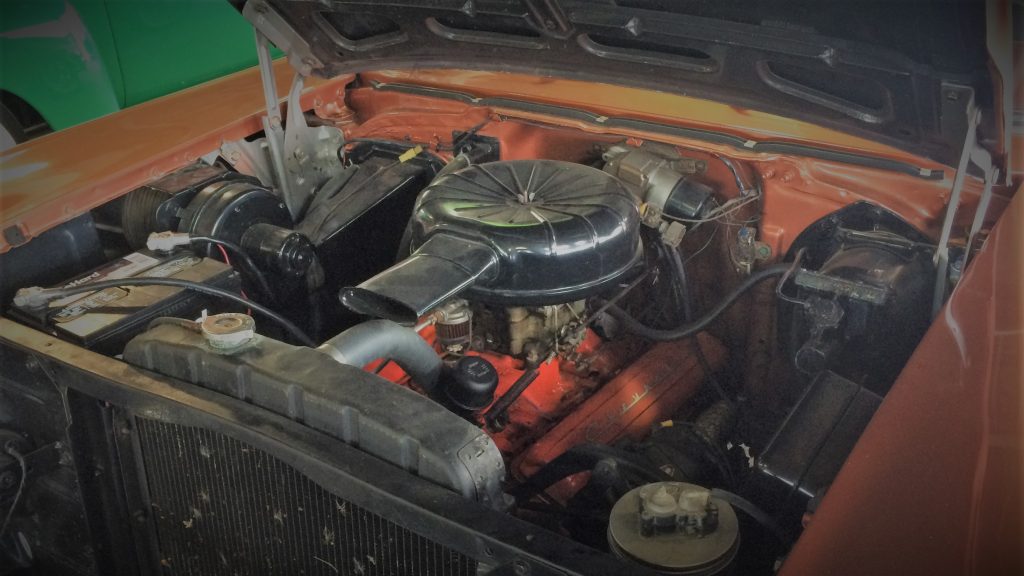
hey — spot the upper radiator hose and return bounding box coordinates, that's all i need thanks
[317,319,441,391]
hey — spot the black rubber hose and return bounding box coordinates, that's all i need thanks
[598,263,791,342]
[665,242,734,406]
[483,368,539,429]
[659,420,736,489]
[316,319,442,392]
[0,444,26,538]
[189,236,276,304]
[512,442,789,544]
[511,443,667,501]
[36,278,315,346]
[710,488,791,545]
[666,243,693,322]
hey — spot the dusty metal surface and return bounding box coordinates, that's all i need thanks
[0,60,344,253]
[781,182,1024,576]
[2,63,1009,258]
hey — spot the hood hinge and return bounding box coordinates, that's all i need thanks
[248,9,345,221]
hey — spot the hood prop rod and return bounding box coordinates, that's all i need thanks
[254,29,293,212]
[931,96,997,318]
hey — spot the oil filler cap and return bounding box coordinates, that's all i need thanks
[608,481,739,575]
[445,356,499,411]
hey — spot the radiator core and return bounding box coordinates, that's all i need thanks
[135,418,477,576]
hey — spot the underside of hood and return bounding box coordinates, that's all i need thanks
[234,0,1001,168]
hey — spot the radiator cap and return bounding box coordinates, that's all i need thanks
[201,313,255,350]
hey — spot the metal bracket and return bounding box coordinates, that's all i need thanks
[251,30,345,220]
[931,96,987,317]
[220,138,275,187]
[281,75,346,218]
[523,0,574,39]
[0,439,64,500]
[794,270,890,305]
[243,0,323,76]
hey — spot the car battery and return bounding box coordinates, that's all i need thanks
[11,249,239,355]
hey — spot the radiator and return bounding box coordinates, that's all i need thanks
[135,418,477,576]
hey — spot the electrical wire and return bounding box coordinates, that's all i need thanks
[215,244,230,264]
[663,193,761,225]
[715,153,752,196]
[683,223,719,265]
[776,247,809,307]
[0,445,26,539]
[35,278,314,346]
[450,118,492,152]
[214,241,253,313]
[583,270,651,326]
[596,263,791,342]
[189,236,276,305]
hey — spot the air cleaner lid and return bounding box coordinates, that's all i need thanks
[408,159,642,305]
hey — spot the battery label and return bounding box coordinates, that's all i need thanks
[50,252,160,308]
[142,256,202,278]
[49,255,201,329]
[52,288,130,323]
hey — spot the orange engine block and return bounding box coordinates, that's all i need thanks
[372,326,726,499]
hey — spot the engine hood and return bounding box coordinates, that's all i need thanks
[236,0,1005,169]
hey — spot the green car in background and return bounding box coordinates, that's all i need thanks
[0,0,266,149]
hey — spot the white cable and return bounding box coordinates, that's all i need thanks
[0,445,27,538]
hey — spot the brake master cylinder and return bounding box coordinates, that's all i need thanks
[608,481,740,575]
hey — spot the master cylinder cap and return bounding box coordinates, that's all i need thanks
[608,481,739,575]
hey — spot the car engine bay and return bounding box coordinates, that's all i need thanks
[0,79,947,575]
